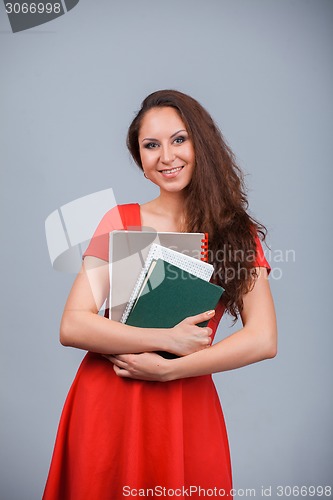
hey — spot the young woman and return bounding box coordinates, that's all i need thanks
[43,90,277,499]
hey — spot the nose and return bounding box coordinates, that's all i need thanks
[160,144,175,164]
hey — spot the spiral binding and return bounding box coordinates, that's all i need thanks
[200,233,209,262]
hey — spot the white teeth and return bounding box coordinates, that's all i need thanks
[161,166,183,174]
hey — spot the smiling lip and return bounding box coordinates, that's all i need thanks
[158,166,184,177]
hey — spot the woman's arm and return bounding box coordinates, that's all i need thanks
[107,267,277,381]
[59,256,213,356]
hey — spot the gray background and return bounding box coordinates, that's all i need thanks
[1,0,332,498]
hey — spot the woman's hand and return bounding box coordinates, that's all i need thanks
[102,310,215,381]
[103,352,170,382]
[167,310,215,357]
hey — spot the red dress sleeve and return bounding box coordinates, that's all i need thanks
[254,235,271,274]
[83,203,141,261]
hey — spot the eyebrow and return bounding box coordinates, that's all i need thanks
[141,129,187,143]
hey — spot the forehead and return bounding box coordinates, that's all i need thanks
[139,107,187,137]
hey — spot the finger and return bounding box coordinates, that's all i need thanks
[199,331,212,346]
[197,326,213,336]
[106,355,129,369]
[113,364,132,377]
[102,354,125,360]
[102,354,115,363]
[184,310,215,325]
[102,354,117,362]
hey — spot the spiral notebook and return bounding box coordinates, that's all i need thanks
[120,243,214,323]
[109,230,208,322]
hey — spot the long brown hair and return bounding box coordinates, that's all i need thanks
[127,89,267,320]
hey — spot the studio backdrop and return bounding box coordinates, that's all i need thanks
[1,0,332,498]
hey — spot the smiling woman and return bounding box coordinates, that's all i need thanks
[43,89,277,500]
[138,107,195,188]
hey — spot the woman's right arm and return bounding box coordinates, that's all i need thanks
[60,256,213,356]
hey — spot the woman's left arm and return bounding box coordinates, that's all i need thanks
[107,267,277,381]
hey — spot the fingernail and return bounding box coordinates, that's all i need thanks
[206,310,215,316]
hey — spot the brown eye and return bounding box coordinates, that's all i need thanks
[174,136,186,144]
[144,142,159,149]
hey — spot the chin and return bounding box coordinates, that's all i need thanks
[164,183,190,193]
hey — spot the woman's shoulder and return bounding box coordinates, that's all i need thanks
[106,202,139,214]
[83,203,141,260]
[100,203,141,228]
[99,202,139,219]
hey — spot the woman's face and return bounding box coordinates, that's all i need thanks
[138,107,195,194]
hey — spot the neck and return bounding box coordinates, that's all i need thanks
[155,190,186,217]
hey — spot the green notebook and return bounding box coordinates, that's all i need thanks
[125,259,224,358]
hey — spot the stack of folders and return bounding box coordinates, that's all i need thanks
[109,230,209,322]
[121,244,224,358]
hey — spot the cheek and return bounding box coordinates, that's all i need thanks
[187,151,195,166]
[184,143,195,163]
[139,150,152,168]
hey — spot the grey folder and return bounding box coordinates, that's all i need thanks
[108,231,207,321]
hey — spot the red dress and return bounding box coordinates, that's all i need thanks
[43,203,270,500]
